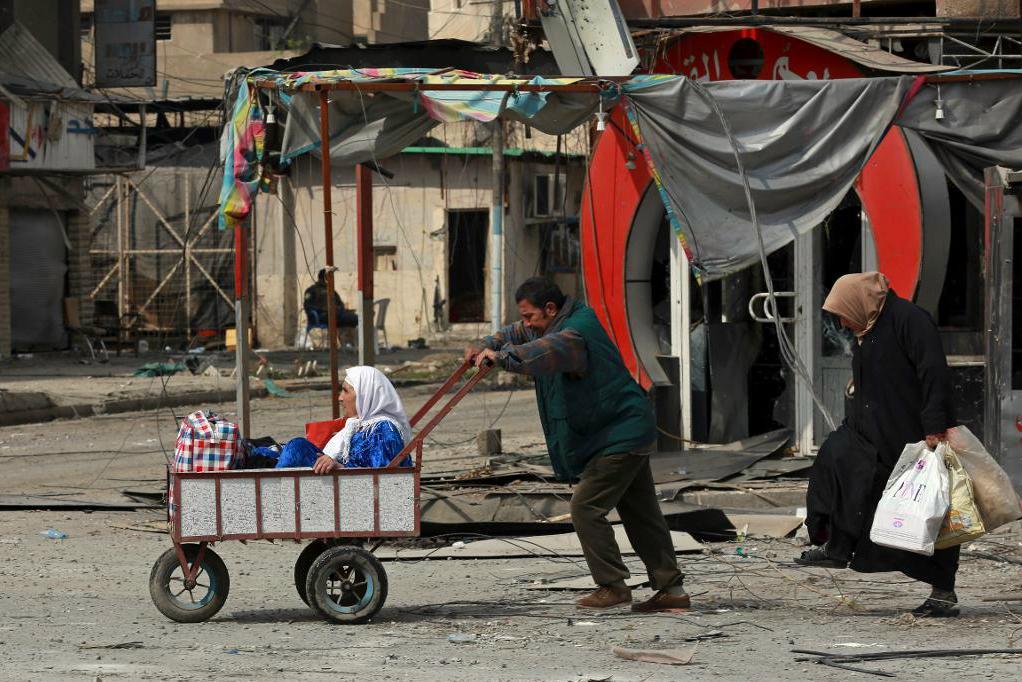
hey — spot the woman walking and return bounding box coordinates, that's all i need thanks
[798,272,960,617]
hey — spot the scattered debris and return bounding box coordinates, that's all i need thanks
[296,359,319,378]
[377,526,701,561]
[109,520,168,534]
[612,646,696,666]
[261,377,291,398]
[447,633,478,644]
[132,362,186,377]
[79,641,144,650]
[0,496,156,511]
[649,428,792,483]
[794,648,1022,678]
[724,514,805,539]
[964,549,1022,566]
[879,613,919,627]
[525,575,647,591]
[832,643,888,648]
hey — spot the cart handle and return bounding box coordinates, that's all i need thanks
[408,360,471,427]
[386,359,495,468]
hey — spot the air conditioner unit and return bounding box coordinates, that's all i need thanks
[531,173,566,218]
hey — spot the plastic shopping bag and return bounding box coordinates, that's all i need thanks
[869,441,950,556]
[935,445,986,549]
[946,425,1022,531]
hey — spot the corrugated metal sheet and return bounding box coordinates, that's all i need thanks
[5,99,96,172]
[0,21,78,90]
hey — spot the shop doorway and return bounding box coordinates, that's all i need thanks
[447,210,488,323]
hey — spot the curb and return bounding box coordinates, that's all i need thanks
[0,376,489,428]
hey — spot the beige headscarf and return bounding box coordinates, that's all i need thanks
[822,272,890,341]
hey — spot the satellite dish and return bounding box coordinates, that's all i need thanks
[538,0,639,77]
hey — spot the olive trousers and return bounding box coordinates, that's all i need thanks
[570,452,685,591]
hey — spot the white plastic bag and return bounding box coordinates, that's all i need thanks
[869,442,951,556]
[946,425,1022,531]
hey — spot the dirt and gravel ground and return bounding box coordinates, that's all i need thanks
[2,377,1022,681]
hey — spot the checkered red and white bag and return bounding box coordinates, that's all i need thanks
[169,411,241,515]
[173,410,241,472]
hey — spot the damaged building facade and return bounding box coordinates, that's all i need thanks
[251,124,588,349]
[245,41,589,349]
[0,6,96,359]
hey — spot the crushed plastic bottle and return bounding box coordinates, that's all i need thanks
[41,529,68,540]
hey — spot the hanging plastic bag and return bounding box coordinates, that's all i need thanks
[870,441,950,556]
[935,444,986,549]
[946,425,1022,531]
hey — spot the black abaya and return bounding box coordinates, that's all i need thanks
[807,291,960,590]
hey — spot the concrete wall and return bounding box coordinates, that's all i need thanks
[429,0,516,43]
[936,0,1021,17]
[251,139,584,349]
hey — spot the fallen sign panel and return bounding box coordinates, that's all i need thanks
[649,428,792,483]
[377,524,701,560]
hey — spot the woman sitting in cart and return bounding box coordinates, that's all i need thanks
[275,365,413,471]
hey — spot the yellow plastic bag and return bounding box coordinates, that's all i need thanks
[935,445,987,550]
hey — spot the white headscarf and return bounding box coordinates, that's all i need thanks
[322,366,412,464]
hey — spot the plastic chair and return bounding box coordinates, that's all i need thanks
[374,298,390,350]
[304,307,328,349]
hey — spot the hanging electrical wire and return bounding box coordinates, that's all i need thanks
[685,80,838,432]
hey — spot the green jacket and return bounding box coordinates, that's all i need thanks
[485,300,656,480]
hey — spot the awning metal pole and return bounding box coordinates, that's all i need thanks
[356,163,376,365]
[319,90,341,418]
[490,120,504,334]
[233,222,251,437]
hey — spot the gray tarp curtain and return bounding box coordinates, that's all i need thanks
[625,75,1022,279]
[898,79,1022,211]
[281,91,438,165]
[625,77,912,277]
[273,74,1022,280]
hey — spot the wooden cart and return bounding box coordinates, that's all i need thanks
[148,361,491,624]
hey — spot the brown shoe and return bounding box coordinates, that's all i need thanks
[576,585,632,609]
[631,590,691,613]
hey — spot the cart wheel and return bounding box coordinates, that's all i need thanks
[294,540,329,606]
[306,546,387,624]
[295,540,365,606]
[149,544,230,623]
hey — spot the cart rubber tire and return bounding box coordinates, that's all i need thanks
[294,540,329,606]
[149,544,230,623]
[294,540,365,607]
[306,546,387,624]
